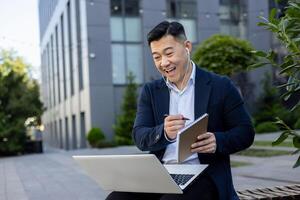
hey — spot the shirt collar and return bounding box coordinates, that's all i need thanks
[166,61,196,92]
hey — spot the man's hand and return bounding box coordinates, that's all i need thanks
[191,132,217,153]
[164,114,186,140]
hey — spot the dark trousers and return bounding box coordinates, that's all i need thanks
[106,175,218,200]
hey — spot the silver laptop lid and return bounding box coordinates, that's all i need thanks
[73,154,183,194]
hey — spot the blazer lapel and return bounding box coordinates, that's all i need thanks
[194,67,212,119]
[155,79,170,124]
[194,66,212,163]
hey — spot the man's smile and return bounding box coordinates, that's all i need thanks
[164,66,177,75]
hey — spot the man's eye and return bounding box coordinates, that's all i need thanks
[166,52,173,56]
[154,56,161,61]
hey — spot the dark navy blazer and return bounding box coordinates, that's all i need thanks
[133,66,255,200]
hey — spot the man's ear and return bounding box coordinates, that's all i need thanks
[184,40,192,52]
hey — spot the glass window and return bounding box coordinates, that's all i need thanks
[168,0,176,18]
[179,19,197,43]
[59,119,63,148]
[125,0,139,16]
[110,17,124,41]
[126,44,143,83]
[166,0,198,43]
[166,0,197,19]
[125,17,142,42]
[65,117,69,150]
[111,0,122,16]
[72,115,77,149]
[110,0,143,84]
[219,0,247,38]
[67,1,74,95]
[112,44,126,84]
[177,1,197,18]
[80,112,86,148]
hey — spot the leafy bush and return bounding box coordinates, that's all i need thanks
[193,34,257,76]
[255,122,279,133]
[86,127,106,147]
[113,72,137,145]
[294,119,300,130]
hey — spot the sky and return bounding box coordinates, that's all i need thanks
[0,0,40,80]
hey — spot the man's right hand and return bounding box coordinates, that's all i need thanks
[164,114,186,140]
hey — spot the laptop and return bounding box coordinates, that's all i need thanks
[73,154,208,194]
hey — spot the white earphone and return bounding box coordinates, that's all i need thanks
[185,48,190,56]
[185,48,190,70]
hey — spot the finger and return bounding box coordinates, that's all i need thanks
[191,144,215,153]
[167,120,185,127]
[191,141,216,151]
[197,132,214,140]
[191,138,213,148]
[165,120,185,130]
[199,147,216,153]
[165,114,184,121]
[167,125,185,132]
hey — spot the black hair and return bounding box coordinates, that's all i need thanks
[147,21,187,46]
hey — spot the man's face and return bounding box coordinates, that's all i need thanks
[150,35,191,87]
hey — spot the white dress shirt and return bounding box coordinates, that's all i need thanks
[162,62,200,165]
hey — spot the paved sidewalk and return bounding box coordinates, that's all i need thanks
[0,141,299,200]
[254,132,282,141]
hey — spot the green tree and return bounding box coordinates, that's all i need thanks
[0,50,44,155]
[113,72,138,145]
[192,34,257,76]
[250,1,300,167]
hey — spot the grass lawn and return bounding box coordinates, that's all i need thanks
[253,140,294,148]
[230,161,251,167]
[235,148,292,157]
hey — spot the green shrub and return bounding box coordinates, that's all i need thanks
[86,127,106,147]
[192,34,257,76]
[255,122,279,133]
[294,119,300,130]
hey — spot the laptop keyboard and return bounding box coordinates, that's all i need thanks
[170,174,194,186]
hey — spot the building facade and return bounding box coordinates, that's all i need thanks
[39,0,272,149]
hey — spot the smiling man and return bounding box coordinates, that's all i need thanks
[106,21,255,200]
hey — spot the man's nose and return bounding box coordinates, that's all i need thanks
[161,56,170,68]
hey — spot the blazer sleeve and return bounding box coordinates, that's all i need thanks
[214,78,255,155]
[132,84,172,151]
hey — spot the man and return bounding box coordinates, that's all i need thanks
[106,21,254,200]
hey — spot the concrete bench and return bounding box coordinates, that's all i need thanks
[237,184,300,199]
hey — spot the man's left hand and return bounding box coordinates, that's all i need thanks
[191,132,217,153]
